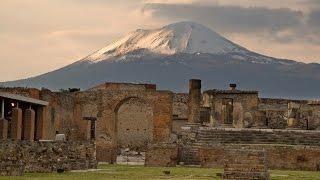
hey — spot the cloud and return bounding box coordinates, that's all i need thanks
[308,9,320,28]
[143,3,303,33]
[142,3,320,45]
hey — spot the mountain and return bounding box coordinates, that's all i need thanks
[1,21,320,99]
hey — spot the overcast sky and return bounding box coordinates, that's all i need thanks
[0,0,319,81]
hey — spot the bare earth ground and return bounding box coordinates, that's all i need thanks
[1,164,320,180]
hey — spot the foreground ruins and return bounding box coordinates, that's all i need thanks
[1,79,320,177]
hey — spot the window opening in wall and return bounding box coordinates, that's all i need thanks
[90,120,95,140]
[222,98,233,124]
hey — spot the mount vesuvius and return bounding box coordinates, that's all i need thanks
[1,22,320,99]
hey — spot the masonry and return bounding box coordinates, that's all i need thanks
[0,140,96,175]
[0,83,173,163]
[1,80,320,171]
[145,80,320,171]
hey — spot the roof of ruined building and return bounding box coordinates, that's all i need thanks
[203,89,258,95]
[0,92,49,106]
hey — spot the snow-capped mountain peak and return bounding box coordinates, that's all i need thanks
[84,21,246,63]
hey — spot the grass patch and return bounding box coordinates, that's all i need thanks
[0,164,319,180]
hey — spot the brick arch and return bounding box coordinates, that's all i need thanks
[91,90,172,162]
[113,96,152,113]
[113,96,154,150]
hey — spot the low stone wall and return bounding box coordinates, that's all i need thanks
[145,143,178,167]
[96,142,116,163]
[223,149,269,179]
[198,127,320,146]
[198,144,320,171]
[0,140,97,174]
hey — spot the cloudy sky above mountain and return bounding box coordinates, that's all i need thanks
[0,0,319,81]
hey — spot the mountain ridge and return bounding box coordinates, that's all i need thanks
[1,21,319,99]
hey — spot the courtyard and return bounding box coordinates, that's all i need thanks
[1,164,320,180]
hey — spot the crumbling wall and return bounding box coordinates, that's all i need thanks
[173,93,188,119]
[198,127,320,146]
[265,110,287,129]
[0,140,97,173]
[145,143,178,167]
[40,90,75,140]
[172,93,188,134]
[74,89,173,162]
[259,98,320,130]
[203,92,259,128]
[198,144,320,171]
[88,82,156,91]
[117,98,153,150]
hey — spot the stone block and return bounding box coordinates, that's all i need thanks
[145,144,178,167]
[0,118,8,139]
[23,109,35,141]
[11,108,22,140]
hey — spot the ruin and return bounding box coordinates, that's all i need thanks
[1,79,320,175]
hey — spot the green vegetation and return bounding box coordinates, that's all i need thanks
[1,164,320,180]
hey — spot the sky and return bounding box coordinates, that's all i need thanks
[0,0,320,81]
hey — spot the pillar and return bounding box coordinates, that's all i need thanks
[11,108,22,140]
[0,99,7,139]
[188,79,201,124]
[0,118,8,140]
[23,108,35,141]
[287,102,300,129]
[1,98,4,119]
[36,106,47,140]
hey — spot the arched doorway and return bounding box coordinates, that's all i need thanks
[115,97,153,164]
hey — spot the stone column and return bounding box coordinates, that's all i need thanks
[0,99,7,139]
[1,98,4,119]
[0,118,8,140]
[36,106,47,140]
[23,108,35,141]
[11,108,23,140]
[188,79,201,124]
[287,102,300,129]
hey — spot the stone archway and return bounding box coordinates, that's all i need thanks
[115,97,153,151]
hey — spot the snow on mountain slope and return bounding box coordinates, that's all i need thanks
[83,22,247,63]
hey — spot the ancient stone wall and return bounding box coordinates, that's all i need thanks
[172,93,188,134]
[203,91,259,128]
[173,93,188,119]
[198,127,320,146]
[74,89,173,162]
[223,149,269,179]
[265,110,287,129]
[259,98,320,130]
[89,82,156,91]
[146,141,320,171]
[117,98,153,150]
[259,98,308,110]
[40,90,76,140]
[0,140,97,173]
[145,143,178,167]
[198,144,320,171]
